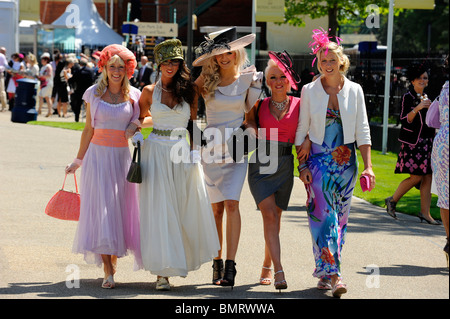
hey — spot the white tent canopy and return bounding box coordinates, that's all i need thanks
[51,0,123,48]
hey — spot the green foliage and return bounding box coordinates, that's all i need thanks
[376,0,449,52]
[283,0,390,35]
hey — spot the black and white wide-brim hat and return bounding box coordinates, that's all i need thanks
[193,27,255,67]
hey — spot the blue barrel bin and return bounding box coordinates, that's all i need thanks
[11,78,38,123]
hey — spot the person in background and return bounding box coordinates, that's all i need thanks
[51,53,63,114]
[25,53,39,79]
[296,28,375,298]
[56,58,75,117]
[6,53,25,110]
[136,55,152,90]
[37,52,54,117]
[65,44,143,289]
[0,47,8,111]
[70,57,95,122]
[385,62,439,224]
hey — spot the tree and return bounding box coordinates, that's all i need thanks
[284,0,389,37]
[376,0,449,53]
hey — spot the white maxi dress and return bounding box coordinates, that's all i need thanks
[139,82,220,277]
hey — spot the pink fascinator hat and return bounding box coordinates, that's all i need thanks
[97,44,137,80]
[308,27,343,67]
[268,50,301,91]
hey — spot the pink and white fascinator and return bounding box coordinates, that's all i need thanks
[308,27,343,67]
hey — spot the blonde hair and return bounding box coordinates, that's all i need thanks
[202,48,249,98]
[316,42,350,75]
[27,53,37,65]
[264,59,291,94]
[95,54,130,100]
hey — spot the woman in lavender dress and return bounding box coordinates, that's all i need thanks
[65,45,143,289]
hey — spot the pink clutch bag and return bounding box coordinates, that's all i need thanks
[45,174,80,221]
[360,175,372,192]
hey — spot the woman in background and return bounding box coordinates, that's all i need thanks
[386,62,438,224]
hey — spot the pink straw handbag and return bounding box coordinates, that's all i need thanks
[45,174,80,221]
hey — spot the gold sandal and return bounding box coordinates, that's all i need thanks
[102,275,115,289]
[332,279,347,298]
[259,266,272,285]
[274,270,287,292]
[156,276,171,291]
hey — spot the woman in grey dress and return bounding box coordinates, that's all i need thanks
[193,27,262,288]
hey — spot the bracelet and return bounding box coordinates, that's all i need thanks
[131,119,141,128]
[73,158,83,166]
[299,164,308,173]
[411,109,417,114]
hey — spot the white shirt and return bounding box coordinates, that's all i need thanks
[295,75,371,147]
[0,53,7,74]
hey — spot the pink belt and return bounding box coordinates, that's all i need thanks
[91,129,128,147]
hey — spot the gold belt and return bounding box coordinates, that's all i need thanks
[152,128,186,138]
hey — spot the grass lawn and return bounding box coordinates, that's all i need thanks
[28,120,440,220]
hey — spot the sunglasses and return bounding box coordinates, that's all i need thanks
[161,60,181,67]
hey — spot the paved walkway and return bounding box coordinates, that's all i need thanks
[0,110,448,301]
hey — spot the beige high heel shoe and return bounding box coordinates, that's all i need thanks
[156,276,171,291]
[332,279,347,298]
[102,275,115,289]
[259,266,272,285]
[274,270,287,292]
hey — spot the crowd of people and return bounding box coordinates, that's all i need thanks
[2,26,448,297]
[0,46,158,121]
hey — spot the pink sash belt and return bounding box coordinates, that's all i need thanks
[91,129,128,147]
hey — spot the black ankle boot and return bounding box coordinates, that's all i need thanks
[212,259,223,285]
[384,196,398,220]
[221,260,236,289]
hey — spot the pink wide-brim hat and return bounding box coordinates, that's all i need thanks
[97,44,137,79]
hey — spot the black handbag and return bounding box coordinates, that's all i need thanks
[127,141,142,183]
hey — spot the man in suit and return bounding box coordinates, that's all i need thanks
[136,55,152,90]
[70,58,95,122]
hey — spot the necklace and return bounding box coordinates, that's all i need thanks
[108,89,121,104]
[271,97,289,110]
[158,83,173,93]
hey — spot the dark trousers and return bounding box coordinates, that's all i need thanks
[70,93,83,122]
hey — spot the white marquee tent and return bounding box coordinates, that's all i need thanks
[51,0,123,49]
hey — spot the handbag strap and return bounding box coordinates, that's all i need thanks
[132,141,141,163]
[255,98,263,128]
[62,173,79,193]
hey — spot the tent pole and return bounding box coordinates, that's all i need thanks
[382,0,394,154]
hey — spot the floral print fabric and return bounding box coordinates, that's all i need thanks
[304,108,357,279]
[431,81,449,209]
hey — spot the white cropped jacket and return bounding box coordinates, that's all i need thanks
[295,75,371,147]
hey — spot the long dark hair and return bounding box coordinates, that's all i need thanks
[158,60,196,106]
